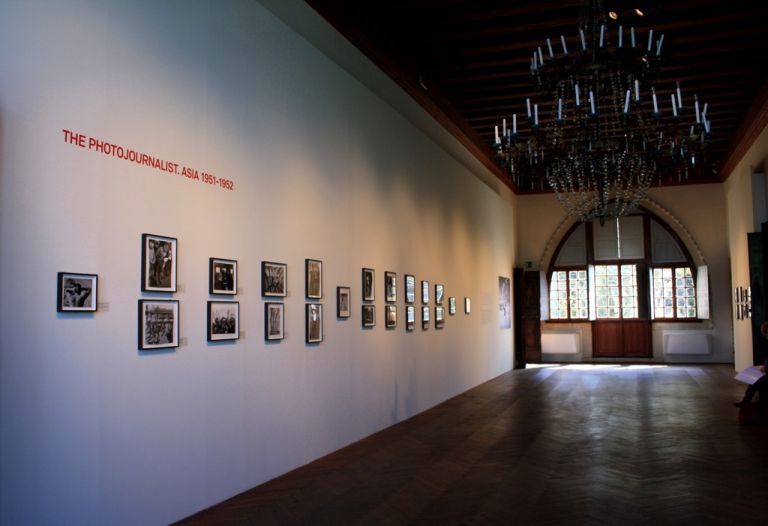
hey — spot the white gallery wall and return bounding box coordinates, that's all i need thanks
[724,124,768,372]
[0,1,516,524]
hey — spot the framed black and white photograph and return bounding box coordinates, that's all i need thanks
[435,283,444,304]
[138,299,179,350]
[265,302,284,341]
[405,274,416,304]
[337,286,351,318]
[362,304,376,328]
[406,305,415,331]
[141,233,177,292]
[209,258,237,295]
[306,259,323,299]
[261,261,287,297]
[465,297,471,314]
[449,297,457,315]
[207,301,239,341]
[362,268,375,301]
[421,280,430,304]
[385,271,397,303]
[385,304,397,329]
[499,276,511,329]
[435,305,445,329]
[422,305,430,330]
[57,272,97,312]
[306,303,323,343]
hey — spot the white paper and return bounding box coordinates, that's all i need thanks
[735,366,764,385]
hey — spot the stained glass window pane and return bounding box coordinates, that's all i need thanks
[651,266,696,319]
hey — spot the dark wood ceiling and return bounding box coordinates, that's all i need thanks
[306,0,768,193]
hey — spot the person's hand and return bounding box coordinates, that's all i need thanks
[760,365,767,374]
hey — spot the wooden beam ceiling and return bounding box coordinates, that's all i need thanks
[306,0,768,193]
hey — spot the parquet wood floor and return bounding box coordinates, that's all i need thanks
[175,364,768,525]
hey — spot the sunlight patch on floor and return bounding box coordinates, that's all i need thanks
[527,363,669,371]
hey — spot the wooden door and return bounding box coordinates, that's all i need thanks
[519,270,541,363]
[592,320,651,357]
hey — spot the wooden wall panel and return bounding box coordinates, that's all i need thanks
[593,322,623,357]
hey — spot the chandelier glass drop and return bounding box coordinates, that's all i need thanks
[494,0,711,223]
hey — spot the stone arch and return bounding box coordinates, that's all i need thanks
[539,197,707,271]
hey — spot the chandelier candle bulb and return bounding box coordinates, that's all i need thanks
[534,104,539,127]
[676,82,683,108]
[652,88,659,114]
[647,29,654,52]
[671,94,678,117]
[624,90,631,114]
[635,79,640,101]
[547,38,554,58]
[589,90,596,114]
[656,34,664,55]
[631,27,636,47]
[495,125,500,144]
[618,25,623,47]
[526,98,532,118]
[580,29,587,50]
[561,35,568,54]
[538,46,544,65]
[502,118,507,136]
[513,114,517,135]
[695,98,700,123]
[575,84,581,106]
[558,98,563,121]
[704,119,711,134]
[599,24,605,47]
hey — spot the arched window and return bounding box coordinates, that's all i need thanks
[547,211,706,321]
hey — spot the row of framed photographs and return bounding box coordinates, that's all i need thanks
[369,269,447,305]
[138,296,470,350]
[138,299,317,349]
[364,304,452,330]
[58,267,472,320]
[139,232,319,298]
[60,254,468,314]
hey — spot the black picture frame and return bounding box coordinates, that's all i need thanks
[261,261,287,297]
[406,305,415,331]
[306,303,323,343]
[141,233,177,292]
[422,305,430,330]
[362,304,376,327]
[449,297,456,315]
[265,302,284,341]
[306,259,323,299]
[385,271,397,302]
[435,283,444,304]
[337,286,351,318]
[421,280,429,304]
[385,304,397,329]
[435,305,445,329]
[209,258,237,295]
[57,272,97,312]
[207,301,239,341]
[362,268,375,301]
[138,299,179,350]
[405,274,416,304]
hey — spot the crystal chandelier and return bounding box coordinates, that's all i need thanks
[494,0,711,224]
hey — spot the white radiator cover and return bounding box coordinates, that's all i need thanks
[542,331,581,354]
[663,330,713,355]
